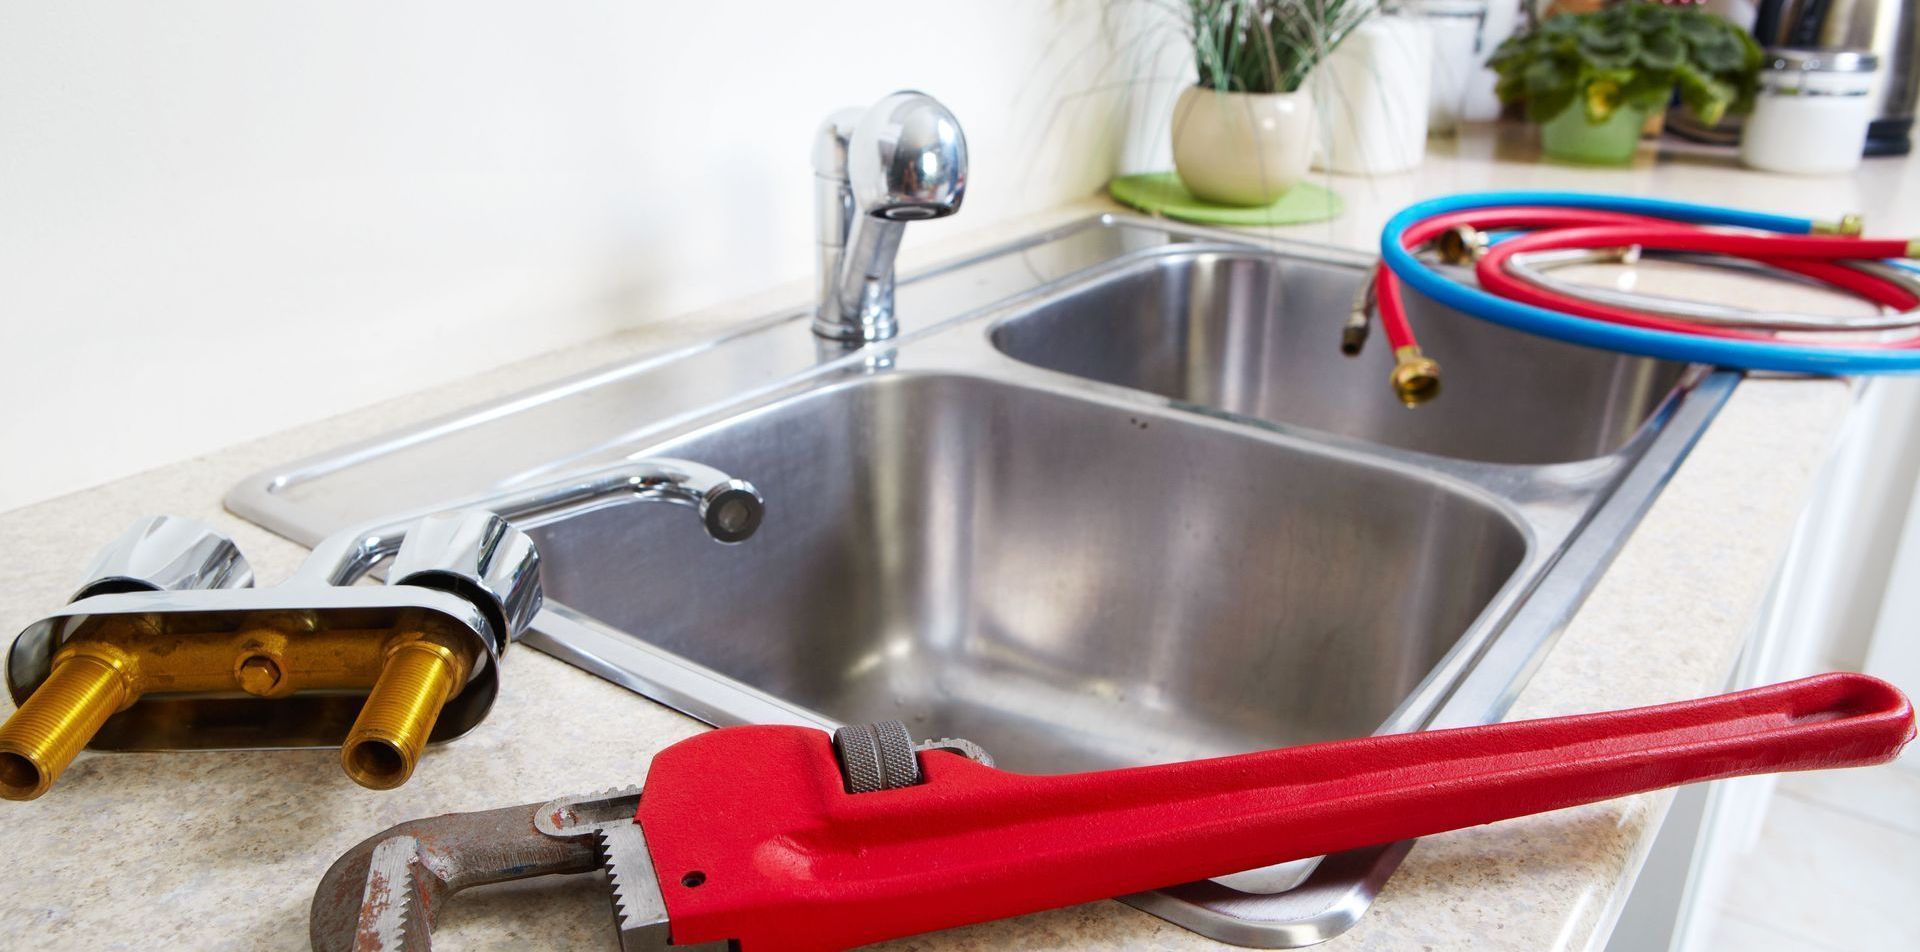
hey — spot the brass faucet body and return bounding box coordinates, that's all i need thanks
[0,618,478,800]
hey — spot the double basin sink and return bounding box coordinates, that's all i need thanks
[228,216,1731,945]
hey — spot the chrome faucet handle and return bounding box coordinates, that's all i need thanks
[812,90,968,343]
[386,510,545,653]
[70,515,254,601]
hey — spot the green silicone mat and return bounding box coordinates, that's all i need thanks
[1108,172,1342,226]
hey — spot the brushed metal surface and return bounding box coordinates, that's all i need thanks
[989,250,1686,464]
[524,373,1527,773]
[227,214,1738,945]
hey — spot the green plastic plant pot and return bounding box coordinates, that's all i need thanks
[1539,104,1651,165]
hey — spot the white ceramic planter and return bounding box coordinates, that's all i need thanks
[1171,86,1318,206]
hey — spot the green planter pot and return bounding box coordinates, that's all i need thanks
[1539,104,1650,165]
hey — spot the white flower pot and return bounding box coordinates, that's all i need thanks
[1171,86,1319,206]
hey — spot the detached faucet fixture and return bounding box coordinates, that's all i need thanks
[813,91,968,343]
[0,457,764,800]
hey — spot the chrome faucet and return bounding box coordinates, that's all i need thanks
[812,91,968,343]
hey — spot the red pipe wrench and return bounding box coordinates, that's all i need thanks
[314,672,1914,951]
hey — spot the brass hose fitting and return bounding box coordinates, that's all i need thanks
[1390,346,1442,408]
[341,634,478,790]
[1340,314,1370,357]
[1435,225,1488,265]
[1812,214,1864,237]
[0,643,136,801]
[1342,274,1378,357]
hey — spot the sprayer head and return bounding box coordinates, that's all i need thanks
[848,91,968,223]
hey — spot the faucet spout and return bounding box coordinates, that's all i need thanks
[812,91,967,343]
[617,458,766,544]
[295,457,765,589]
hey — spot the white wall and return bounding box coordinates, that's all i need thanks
[0,2,1187,513]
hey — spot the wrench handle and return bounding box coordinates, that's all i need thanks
[641,673,1915,951]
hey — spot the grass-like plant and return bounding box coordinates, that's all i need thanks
[1489,1,1763,126]
[1183,0,1376,94]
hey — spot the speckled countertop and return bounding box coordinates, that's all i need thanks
[2,129,1915,950]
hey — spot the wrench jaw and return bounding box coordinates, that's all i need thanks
[313,788,729,952]
[535,789,677,951]
[534,789,731,951]
[352,835,443,952]
[600,821,725,952]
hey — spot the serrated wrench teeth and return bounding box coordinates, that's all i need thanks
[310,790,724,952]
[600,821,678,950]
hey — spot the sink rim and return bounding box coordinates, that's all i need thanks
[222,212,1742,947]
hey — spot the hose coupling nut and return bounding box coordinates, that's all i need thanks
[1390,346,1442,408]
[1435,225,1489,265]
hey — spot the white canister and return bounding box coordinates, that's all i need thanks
[1740,48,1880,175]
[1313,15,1433,175]
[1406,0,1488,134]
[1460,0,1521,121]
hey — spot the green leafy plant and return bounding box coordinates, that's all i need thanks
[1183,0,1376,94]
[1489,1,1763,126]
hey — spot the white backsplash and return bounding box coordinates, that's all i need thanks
[0,1,1186,512]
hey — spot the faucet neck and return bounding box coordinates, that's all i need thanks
[812,110,861,336]
[813,110,904,343]
[817,214,905,342]
[810,92,966,343]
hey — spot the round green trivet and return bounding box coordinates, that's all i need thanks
[1108,172,1342,226]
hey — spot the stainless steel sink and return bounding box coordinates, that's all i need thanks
[989,249,1689,465]
[227,215,1736,946]
[524,372,1528,774]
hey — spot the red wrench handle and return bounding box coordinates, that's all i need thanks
[639,673,1914,952]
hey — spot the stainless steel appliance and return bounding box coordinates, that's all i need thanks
[1756,0,1920,154]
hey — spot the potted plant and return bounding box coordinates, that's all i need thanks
[1489,1,1762,165]
[1173,0,1374,205]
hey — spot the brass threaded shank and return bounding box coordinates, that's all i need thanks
[1390,346,1442,408]
[340,633,477,791]
[0,643,137,800]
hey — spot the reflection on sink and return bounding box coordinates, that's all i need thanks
[229,214,1732,945]
[524,372,1527,774]
[989,250,1689,465]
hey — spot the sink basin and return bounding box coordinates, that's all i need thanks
[989,249,1690,465]
[228,214,1735,946]
[523,372,1528,774]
